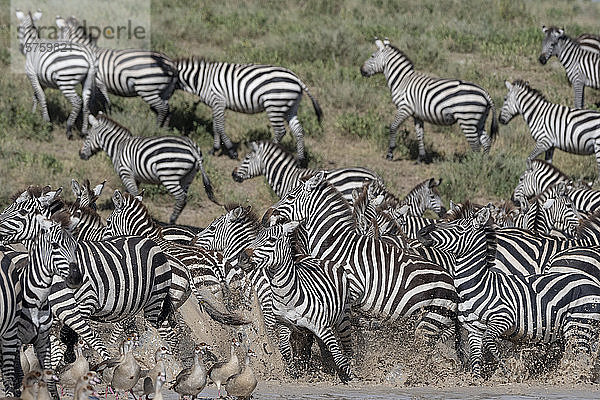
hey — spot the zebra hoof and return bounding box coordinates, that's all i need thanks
[386,152,394,161]
[227,149,238,159]
[209,147,219,156]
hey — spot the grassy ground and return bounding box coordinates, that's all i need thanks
[2,0,600,226]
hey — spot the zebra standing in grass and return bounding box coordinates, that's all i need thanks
[500,80,600,179]
[56,16,177,127]
[239,221,354,383]
[418,207,600,377]
[360,38,498,162]
[80,114,218,223]
[232,141,380,201]
[16,10,98,138]
[176,58,323,165]
[264,172,459,340]
[540,26,600,109]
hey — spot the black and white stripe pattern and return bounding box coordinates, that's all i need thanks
[576,33,600,54]
[16,10,97,138]
[539,26,600,109]
[232,141,380,201]
[56,16,177,127]
[419,207,600,377]
[176,58,323,164]
[360,38,497,161]
[264,171,459,339]
[240,222,353,382]
[79,114,217,223]
[500,79,600,180]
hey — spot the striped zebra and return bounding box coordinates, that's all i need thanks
[232,141,380,201]
[418,207,600,377]
[16,10,98,138]
[154,220,202,245]
[56,16,177,127]
[71,178,105,210]
[80,114,217,223]
[500,79,600,179]
[263,171,459,340]
[539,26,600,109]
[1,197,173,360]
[176,57,323,165]
[576,33,600,54]
[239,222,353,382]
[360,38,497,162]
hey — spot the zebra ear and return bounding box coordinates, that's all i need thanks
[88,114,98,126]
[505,80,512,91]
[230,206,245,222]
[373,194,385,207]
[398,204,409,216]
[542,198,556,210]
[15,10,25,21]
[38,187,62,208]
[449,200,457,211]
[135,189,144,202]
[352,189,359,202]
[305,171,326,191]
[282,221,301,235]
[375,38,384,50]
[473,207,491,228]
[112,190,124,210]
[32,10,42,21]
[383,37,390,46]
[71,179,82,198]
[250,141,259,152]
[55,16,66,28]
[542,25,548,33]
[93,181,106,197]
[35,214,53,233]
[557,28,564,36]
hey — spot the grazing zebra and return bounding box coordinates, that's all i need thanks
[539,26,600,109]
[15,10,98,138]
[360,38,497,162]
[176,58,323,164]
[239,221,353,382]
[232,141,380,201]
[263,171,459,340]
[1,198,173,360]
[419,207,600,377]
[56,16,177,127]
[80,114,217,223]
[500,80,600,179]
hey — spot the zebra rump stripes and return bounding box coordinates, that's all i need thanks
[176,57,322,165]
[361,38,497,162]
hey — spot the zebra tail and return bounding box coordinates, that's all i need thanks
[197,158,220,206]
[487,93,499,141]
[194,285,251,326]
[299,80,323,124]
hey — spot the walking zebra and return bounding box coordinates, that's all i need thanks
[418,207,600,377]
[16,10,98,138]
[539,26,600,109]
[239,222,353,382]
[56,16,177,127]
[263,172,459,340]
[80,114,217,223]
[232,141,380,201]
[500,80,600,179]
[360,38,497,161]
[176,57,323,164]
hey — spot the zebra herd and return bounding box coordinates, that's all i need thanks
[6,5,600,395]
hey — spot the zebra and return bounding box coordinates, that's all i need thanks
[576,33,600,54]
[360,38,498,162]
[231,141,381,201]
[539,26,600,109]
[16,10,98,138]
[70,178,105,210]
[80,114,218,223]
[154,220,203,245]
[500,79,600,180]
[56,16,177,127]
[418,207,600,377]
[175,57,323,165]
[263,171,459,340]
[239,221,354,382]
[1,196,173,360]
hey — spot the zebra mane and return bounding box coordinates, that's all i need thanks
[73,205,103,223]
[386,44,414,69]
[96,114,132,135]
[223,203,261,232]
[49,210,72,229]
[444,200,483,221]
[512,80,549,103]
[529,159,570,180]
[10,185,52,202]
[576,209,600,238]
[120,192,162,233]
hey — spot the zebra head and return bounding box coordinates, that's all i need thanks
[15,10,42,54]
[104,190,149,239]
[79,115,104,159]
[540,190,581,238]
[407,178,446,216]
[72,178,105,210]
[232,142,264,183]
[360,38,391,77]
[262,170,329,226]
[0,186,62,243]
[499,80,522,125]
[194,205,254,251]
[418,207,491,261]
[539,26,564,65]
[240,221,299,275]
[33,213,82,292]
[56,16,96,46]
[513,165,537,204]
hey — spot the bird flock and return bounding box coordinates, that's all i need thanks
[4,6,600,400]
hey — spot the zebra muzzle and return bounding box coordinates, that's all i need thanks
[237,250,255,272]
[66,262,83,289]
[538,54,548,65]
[231,168,244,183]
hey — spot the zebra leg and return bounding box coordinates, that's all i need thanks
[315,327,353,383]
[526,139,552,168]
[144,94,171,128]
[0,329,19,396]
[27,73,50,122]
[31,93,38,113]
[466,330,484,378]
[120,173,140,196]
[387,108,410,161]
[594,139,600,181]
[544,147,555,163]
[574,80,585,109]
[288,117,307,168]
[482,328,506,373]
[61,89,83,140]
[210,102,236,158]
[278,326,295,369]
[414,117,428,163]
[336,312,353,357]
[161,181,187,224]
